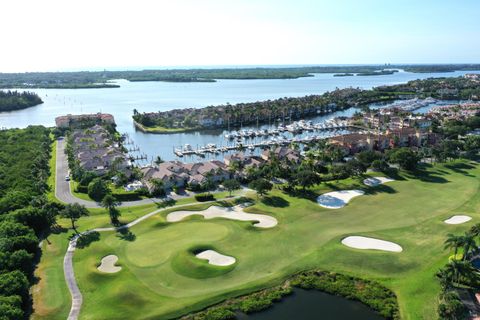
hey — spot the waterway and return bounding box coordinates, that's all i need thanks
[0,69,479,162]
[236,288,384,320]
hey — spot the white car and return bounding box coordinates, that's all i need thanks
[65,175,70,181]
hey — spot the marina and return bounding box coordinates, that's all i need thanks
[172,119,357,158]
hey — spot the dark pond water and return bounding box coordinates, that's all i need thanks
[236,288,384,320]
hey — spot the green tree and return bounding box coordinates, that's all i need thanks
[154,156,164,165]
[60,203,89,230]
[462,233,476,261]
[293,169,319,191]
[387,148,419,171]
[444,234,465,258]
[223,179,241,197]
[101,194,121,224]
[88,178,110,201]
[248,179,273,199]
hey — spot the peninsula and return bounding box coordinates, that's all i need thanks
[132,75,480,133]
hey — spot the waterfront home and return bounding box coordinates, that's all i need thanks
[328,133,390,155]
[141,160,230,192]
[55,113,115,128]
[224,153,265,169]
[70,124,131,175]
[261,146,300,163]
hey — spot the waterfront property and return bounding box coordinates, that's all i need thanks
[55,112,115,128]
[68,124,131,176]
[141,159,230,191]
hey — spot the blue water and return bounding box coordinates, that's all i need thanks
[0,69,478,161]
[236,288,384,320]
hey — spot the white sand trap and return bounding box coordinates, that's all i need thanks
[342,236,403,252]
[316,190,365,209]
[167,205,277,228]
[363,177,395,187]
[97,255,122,273]
[196,250,236,266]
[444,215,472,225]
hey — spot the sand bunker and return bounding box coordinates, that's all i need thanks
[342,236,403,252]
[97,255,122,273]
[444,215,472,225]
[166,205,277,228]
[316,190,365,209]
[196,250,236,266]
[363,176,395,187]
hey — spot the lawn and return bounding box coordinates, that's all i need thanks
[33,160,480,320]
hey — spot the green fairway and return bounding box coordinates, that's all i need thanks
[34,161,480,320]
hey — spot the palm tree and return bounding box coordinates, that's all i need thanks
[436,268,453,290]
[154,156,164,165]
[101,194,122,224]
[462,233,476,261]
[470,223,480,239]
[444,234,465,258]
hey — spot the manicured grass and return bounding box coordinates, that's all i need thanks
[32,231,71,320]
[34,160,480,320]
[171,245,237,279]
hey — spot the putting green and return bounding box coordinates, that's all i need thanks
[36,161,480,320]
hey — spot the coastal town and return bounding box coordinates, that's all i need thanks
[2,2,480,319]
[56,95,480,200]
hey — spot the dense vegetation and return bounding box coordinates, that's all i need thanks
[183,270,399,320]
[0,90,43,112]
[133,87,399,131]
[1,64,480,88]
[0,126,63,319]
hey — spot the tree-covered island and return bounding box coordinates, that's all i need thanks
[0,90,43,112]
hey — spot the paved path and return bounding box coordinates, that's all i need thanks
[63,198,243,320]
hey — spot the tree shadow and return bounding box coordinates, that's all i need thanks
[364,184,397,195]
[261,196,290,208]
[75,231,100,249]
[444,163,476,177]
[411,169,449,184]
[384,169,406,181]
[155,198,177,208]
[116,228,136,242]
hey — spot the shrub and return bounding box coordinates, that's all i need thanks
[87,178,110,201]
[195,193,215,202]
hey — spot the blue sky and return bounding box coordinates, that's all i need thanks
[1,0,479,72]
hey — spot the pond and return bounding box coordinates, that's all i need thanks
[236,288,384,320]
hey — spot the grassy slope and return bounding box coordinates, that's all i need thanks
[34,161,480,320]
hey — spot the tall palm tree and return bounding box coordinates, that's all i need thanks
[101,194,122,224]
[444,234,465,258]
[462,233,477,261]
[154,156,164,165]
[436,268,453,291]
[470,223,480,239]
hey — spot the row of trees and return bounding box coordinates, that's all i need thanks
[0,126,59,319]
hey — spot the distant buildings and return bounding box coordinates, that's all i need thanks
[55,113,115,128]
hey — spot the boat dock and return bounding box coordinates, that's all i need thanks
[173,120,367,157]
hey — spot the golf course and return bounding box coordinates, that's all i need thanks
[32,160,480,320]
